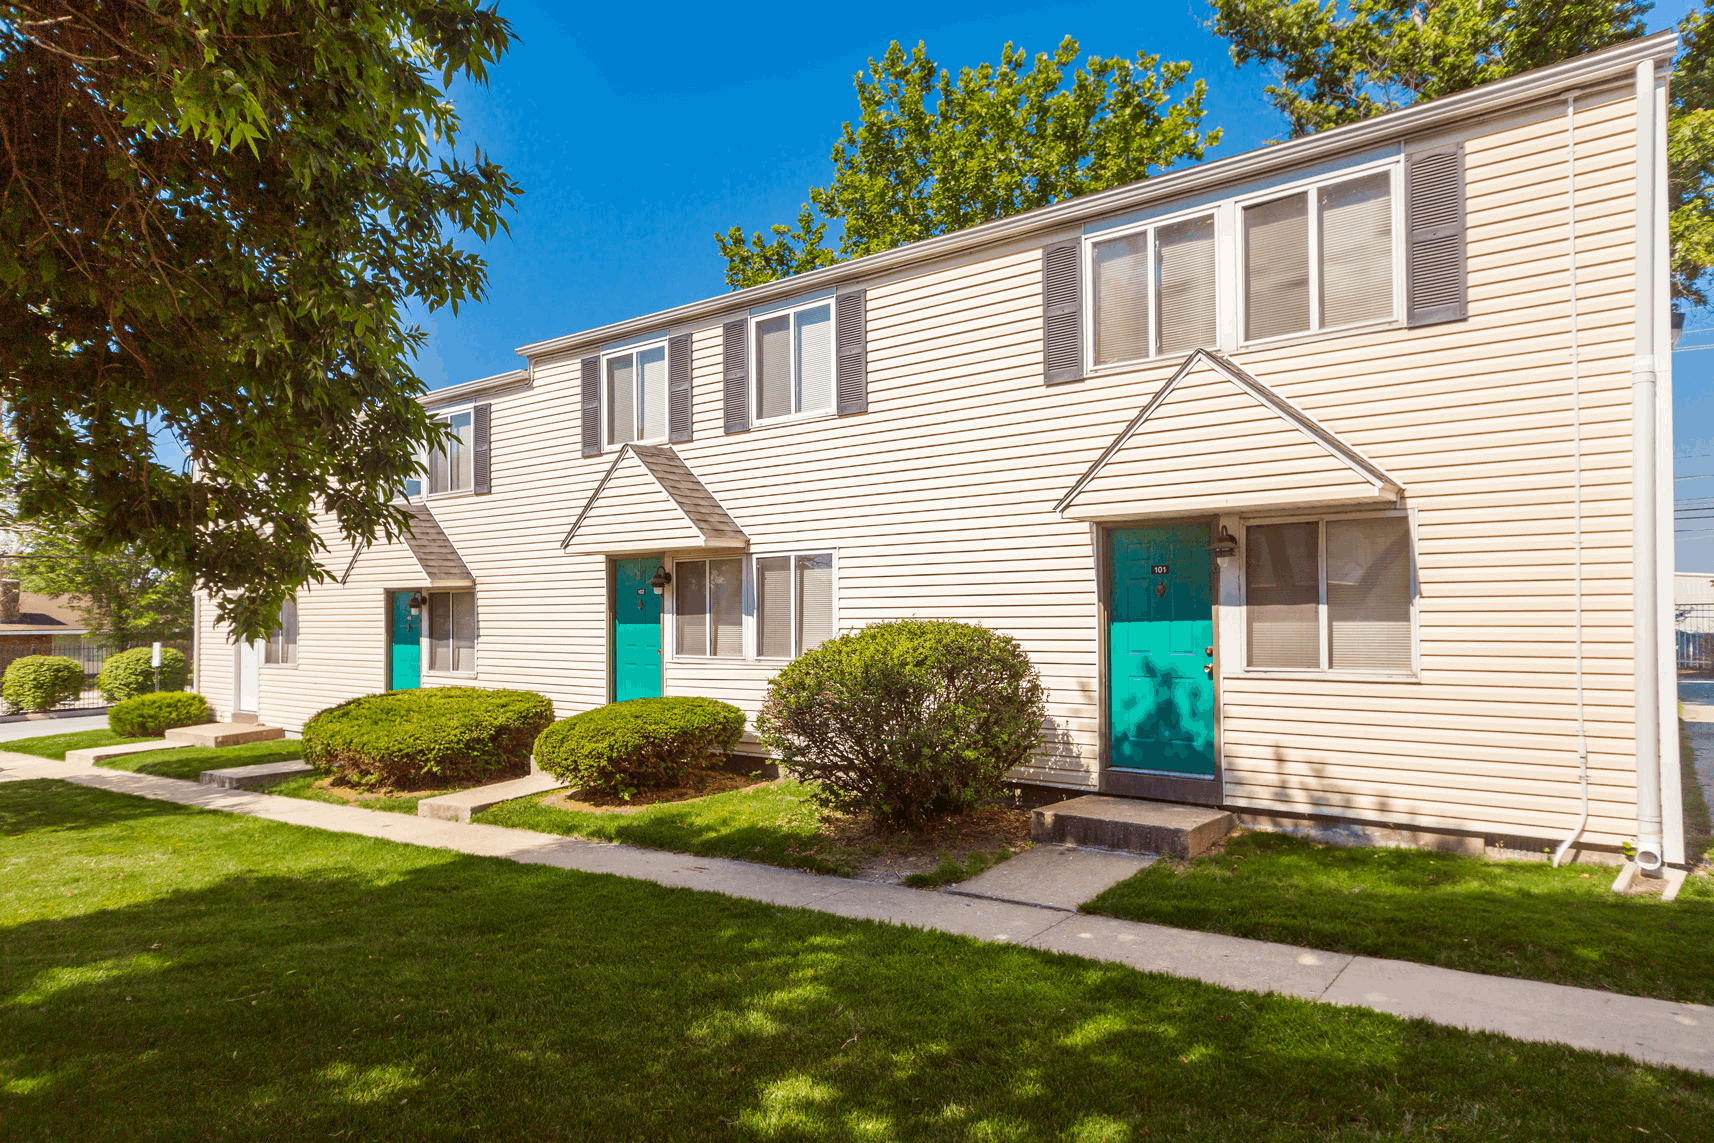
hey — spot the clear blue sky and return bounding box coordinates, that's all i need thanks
[402,2,1714,568]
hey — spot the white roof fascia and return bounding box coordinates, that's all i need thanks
[422,369,530,409]
[514,32,1676,365]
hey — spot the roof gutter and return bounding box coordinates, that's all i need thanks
[513,31,1678,364]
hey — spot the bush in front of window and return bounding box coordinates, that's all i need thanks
[532,697,745,799]
[109,691,210,737]
[1,655,88,714]
[302,686,555,789]
[756,619,1046,830]
[96,646,189,703]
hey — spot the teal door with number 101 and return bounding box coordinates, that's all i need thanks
[1108,524,1215,776]
[613,557,663,702]
[388,591,421,691]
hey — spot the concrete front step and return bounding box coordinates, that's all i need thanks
[417,771,567,823]
[1031,795,1234,859]
[948,845,1154,911]
[66,740,186,766]
[199,760,316,789]
[164,722,285,748]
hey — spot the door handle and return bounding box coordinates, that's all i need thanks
[1203,664,1213,676]
[1205,646,1213,656]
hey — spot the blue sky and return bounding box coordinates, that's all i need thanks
[413,1,1710,565]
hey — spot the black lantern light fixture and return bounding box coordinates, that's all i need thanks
[649,566,673,594]
[1209,526,1239,567]
[407,590,427,614]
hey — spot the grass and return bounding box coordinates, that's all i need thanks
[1,781,1710,1141]
[257,772,441,815]
[1684,717,1713,867]
[1086,829,1714,1005]
[902,848,1014,889]
[97,739,305,781]
[475,780,864,876]
[2,728,156,760]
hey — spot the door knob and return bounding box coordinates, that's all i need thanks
[1205,646,1213,656]
[1203,664,1213,676]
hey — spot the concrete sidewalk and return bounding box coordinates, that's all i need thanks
[3,752,1709,1076]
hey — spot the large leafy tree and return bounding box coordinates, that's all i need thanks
[0,1,519,639]
[716,37,1219,289]
[14,532,193,649]
[1206,0,1714,302]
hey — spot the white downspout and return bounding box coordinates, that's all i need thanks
[1632,58,1666,874]
[1554,91,1589,868]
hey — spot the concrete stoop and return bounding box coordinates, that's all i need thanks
[165,722,285,749]
[948,845,1154,911]
[1032,795,1234,859]
[417,771,567,823]
[65,739,185,766]
[199,760,316,789]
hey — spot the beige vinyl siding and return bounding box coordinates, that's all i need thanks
[566,453,706,554]
[205,81,1654,849]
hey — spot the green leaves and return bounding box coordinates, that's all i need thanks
[0,1,520,640]
[716,37,1218,290]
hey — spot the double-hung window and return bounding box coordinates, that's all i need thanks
[1243,168,1396,343]
[754,552,834,659]
[1245,514,1413,674]
[674,557,744,658]
[754,301,835,423]
[263,598,298,665]
[427,591,476,674]
[426,409,474,495]
[606,342,668,447]
[1090,212,1218,367]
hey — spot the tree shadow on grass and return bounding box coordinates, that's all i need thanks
[2,780,1710,1142]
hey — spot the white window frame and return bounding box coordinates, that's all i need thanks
[1236,507,1418,680]
[262,597,298,668]
[1234,158,1405,348]
[602,338,672,451]
[1081,204,1223,372]
[666,554,747,662]
[422,589,478,677]
[665,548,840,662]
[406,402,476,500]
[750,298,839,428]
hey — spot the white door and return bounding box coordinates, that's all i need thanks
[234,639,261,713]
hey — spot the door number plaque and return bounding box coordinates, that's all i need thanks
[1150,564,1169,575]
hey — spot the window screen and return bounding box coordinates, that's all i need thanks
[607,355,636,445]
[1092,234,1151,366]
[674,560,708,657]
[709,557,743,657]
[638,344,668,442]
[1320,173,1394,328]
[755,556,792,658]
[428,592,476,673]
[755,315,792,421]
[1326,517,1411,672]
[429,411,473,494]
[264,598,298,665]
[1246,521,1320,668]
[1244,193,1310,341]
[1157,215,1217,354]
[796,304,834,413]
[796,554,834,654]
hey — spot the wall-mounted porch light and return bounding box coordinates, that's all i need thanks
[1209,526,1239,568]
[407,590,427,614]
[649,566,673,594]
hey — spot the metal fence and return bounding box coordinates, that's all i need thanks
[0,638,193,713]
[1679,603,1714,674]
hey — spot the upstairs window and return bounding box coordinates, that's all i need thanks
[755,302,834,423]
[755,551,833,659]
[607,343,668,447]
[674,557,743,658]
[427,590,476,674]
[263,598,298,665]
[1091,213,1218,367]
[1245,514,1412,674]
[1243,170,1394,343]
[428,410,474,495]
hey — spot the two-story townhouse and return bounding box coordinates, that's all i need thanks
[195,32,1688,871]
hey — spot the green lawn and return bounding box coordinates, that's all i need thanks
[1085,829,1714,1006]
[2,728,156,760]
[1,781,1709,1141]
[476,781,864,876]
[257,772,440,815]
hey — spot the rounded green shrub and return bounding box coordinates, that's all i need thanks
[2,655,87,714]
[303,687,555,788]
[533,697,745,798]
[109,691,210,737]
[96,646,189,703]
[756,619,1046,828]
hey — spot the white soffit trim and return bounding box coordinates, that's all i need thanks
[1055,349,1404,516]
[561,444,749,553]
[421,369,529,409]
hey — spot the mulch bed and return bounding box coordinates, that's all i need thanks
[541,766,770,814]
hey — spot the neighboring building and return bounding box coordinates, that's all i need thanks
[195,34,1687,868]
[0,580,93,666]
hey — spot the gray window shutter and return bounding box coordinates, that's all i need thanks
[835,289,868,415]
[580,355,602,456]
[722,318,749,434]
[1043,240,1083,385]
[472,402,492,494]
[1405,143,1467,326]
[667,333,693,443]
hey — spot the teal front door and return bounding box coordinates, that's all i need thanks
[1108,524,1215,776]
[613,557,663,702]
[389,591,421,691]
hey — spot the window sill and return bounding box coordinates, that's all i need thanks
[1236,316,1403,355]
[603,436,669,454]
[753,407,836,431]
[669,655,747,664]
[1229,670,1418,683]
[423,670,479,680]
[261,663,299,671]
[425,489,475,501]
